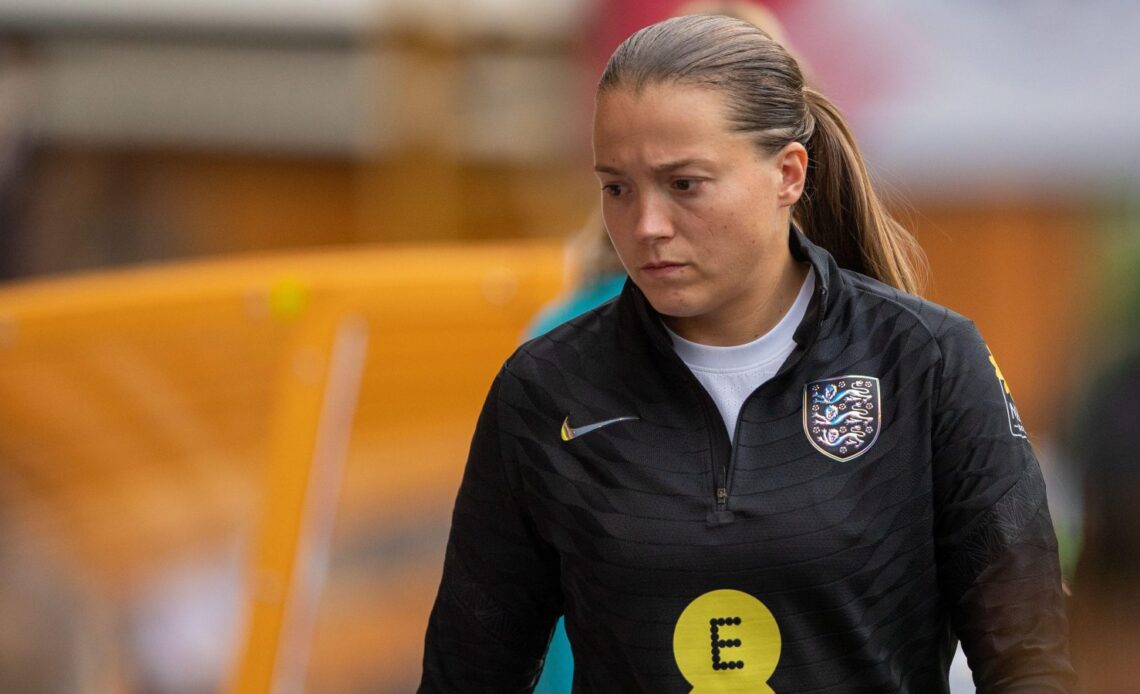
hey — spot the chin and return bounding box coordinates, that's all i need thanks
[639,289,704,320]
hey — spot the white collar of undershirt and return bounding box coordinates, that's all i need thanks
[664,267,815,372]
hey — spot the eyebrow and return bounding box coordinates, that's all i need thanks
[594,158,714,175]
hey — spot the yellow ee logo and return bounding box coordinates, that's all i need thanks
[673,589,782,693]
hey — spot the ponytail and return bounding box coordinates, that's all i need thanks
[798,88,927,295]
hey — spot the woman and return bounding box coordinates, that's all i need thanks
[420,15,1075,693]
[529,7,810,692]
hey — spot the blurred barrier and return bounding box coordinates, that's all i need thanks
[0,239,564,691]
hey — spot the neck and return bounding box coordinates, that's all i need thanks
[665,257,809,347]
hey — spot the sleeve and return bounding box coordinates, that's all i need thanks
[930,322,1077,693]
[419,370,563,693]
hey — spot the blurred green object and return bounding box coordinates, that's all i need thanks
[1094,198,1140,356]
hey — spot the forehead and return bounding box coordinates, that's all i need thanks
[593,82,748,164]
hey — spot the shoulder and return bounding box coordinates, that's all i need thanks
[838,269,980,351]
[493,298,634,439]
[506,298,622,382]
[838,272,1018,433]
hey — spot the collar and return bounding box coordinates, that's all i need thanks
[788,224,836,345]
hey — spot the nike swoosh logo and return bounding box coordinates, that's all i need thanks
[561,415,639,441]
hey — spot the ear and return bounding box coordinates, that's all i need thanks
[776,142,808,207]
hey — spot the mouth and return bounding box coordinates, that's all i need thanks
[640,261,687,277]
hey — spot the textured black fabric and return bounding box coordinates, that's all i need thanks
[419,229,1076,693]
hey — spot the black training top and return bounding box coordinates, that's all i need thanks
[420,228,1076,693]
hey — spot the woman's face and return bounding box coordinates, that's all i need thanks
[593,82,805,343]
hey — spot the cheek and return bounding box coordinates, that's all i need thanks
[601,208,627,245]
[604,198,647,236]
[601,214,637,265]
[711,216,765,270]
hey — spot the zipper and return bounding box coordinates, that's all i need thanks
[697,387,732,512]
[722,407,746,509]
[718,282,829,509]
[677,368,733,512]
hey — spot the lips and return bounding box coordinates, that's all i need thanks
[640,260,687,278]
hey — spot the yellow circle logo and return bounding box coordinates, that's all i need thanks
[673,589,781,693]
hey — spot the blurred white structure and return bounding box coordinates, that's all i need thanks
[779,0,1140,196]
[0,0,589,158]
[1,0,1137,193]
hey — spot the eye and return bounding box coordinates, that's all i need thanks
[601,183,624,197]
[671,178,700,192]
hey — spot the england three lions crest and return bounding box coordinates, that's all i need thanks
[803,376,882,462]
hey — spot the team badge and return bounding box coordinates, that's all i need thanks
[803,376,881,462]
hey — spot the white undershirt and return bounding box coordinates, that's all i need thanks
[666,268,815,442]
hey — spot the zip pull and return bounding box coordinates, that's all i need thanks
[716,486,728,509]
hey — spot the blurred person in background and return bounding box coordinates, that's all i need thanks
[525,209,626,340]
[421,14,1075,693]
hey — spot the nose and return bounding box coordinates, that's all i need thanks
[633,192,673,243]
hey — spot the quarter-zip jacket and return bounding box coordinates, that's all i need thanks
[420,229,1076,693]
